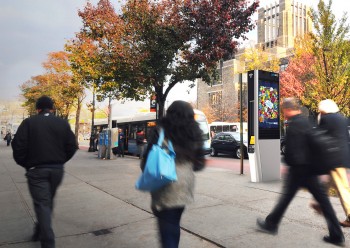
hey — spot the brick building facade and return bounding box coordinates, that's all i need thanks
[196,0,312,122]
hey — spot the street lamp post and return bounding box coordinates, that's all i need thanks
[239,73,244,175]
[88,87,96,152]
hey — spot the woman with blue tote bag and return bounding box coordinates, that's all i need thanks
[140,101,205,248]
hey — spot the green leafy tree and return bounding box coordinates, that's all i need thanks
[308,0,350,115]
[238,46,280,73]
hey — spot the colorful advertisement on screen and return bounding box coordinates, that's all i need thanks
[258,81,279,129]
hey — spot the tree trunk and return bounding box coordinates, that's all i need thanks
[155,85,165,119]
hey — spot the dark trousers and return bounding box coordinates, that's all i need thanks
[153,207,185,248]
[118,142,124,157]
[266,168,343,240]
[137,144,145,159]
[26,167,64,248]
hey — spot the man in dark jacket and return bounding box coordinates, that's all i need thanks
[118,129,125,157]
[11,96,77,248]
[4,131,12,146]
[256,98,344,246]
[310,99,350,227]
[136,129,145,159]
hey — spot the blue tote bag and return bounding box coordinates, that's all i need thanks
[135,128,177,192]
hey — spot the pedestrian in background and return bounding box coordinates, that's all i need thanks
[94,130,99,152]
[256,98,345,246]
[310,99,350,227]
[118,128,125,157]
[136,129,145,159]
[4,131,12,146]
[141,100,205,248]
[11,96,77,248]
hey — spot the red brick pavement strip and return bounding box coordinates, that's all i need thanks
[205,157,250,173]
[75,148,350,181]
[79,145,89,151]
[205,157,290,176]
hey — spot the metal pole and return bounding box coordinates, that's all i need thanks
[107,97,112,159]
[88,87,96,152]
[239,73,244,175]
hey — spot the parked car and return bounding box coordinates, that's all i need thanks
[210,132,248,159]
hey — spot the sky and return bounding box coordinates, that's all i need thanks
[0,0,348,115]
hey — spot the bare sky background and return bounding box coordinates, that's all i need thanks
[0,0,348,115]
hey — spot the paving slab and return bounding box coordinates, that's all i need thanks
[1,144,350,248]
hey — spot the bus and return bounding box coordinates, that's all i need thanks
[209,122,248,138]
[93,109,211,156]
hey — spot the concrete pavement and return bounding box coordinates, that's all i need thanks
[0,141,349,248]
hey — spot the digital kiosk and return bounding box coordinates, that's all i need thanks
[247,70,280,182]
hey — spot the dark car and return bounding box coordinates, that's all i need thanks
[210,132,248,159]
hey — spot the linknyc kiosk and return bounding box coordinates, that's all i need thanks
[247,70,280,182]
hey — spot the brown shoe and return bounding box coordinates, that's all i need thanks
[310,203,323,215]
[339,219,350,227]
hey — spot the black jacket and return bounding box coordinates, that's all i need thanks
[284,114,313,172]
[319,113,350,168]
[11,111,77,169]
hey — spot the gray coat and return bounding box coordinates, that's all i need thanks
[151,160,195,210]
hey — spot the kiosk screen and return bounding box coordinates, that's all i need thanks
[258,80,279,129]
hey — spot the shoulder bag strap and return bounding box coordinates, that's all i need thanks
[157,128,165,146]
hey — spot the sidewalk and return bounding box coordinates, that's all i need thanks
[0,142,349,248]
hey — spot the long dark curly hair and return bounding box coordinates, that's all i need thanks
[160,101,204,169]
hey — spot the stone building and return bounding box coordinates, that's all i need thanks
[258,0,312,52]
[196,0,312,122]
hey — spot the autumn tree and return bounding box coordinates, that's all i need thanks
[75,0,144,102]
[201,104,220,124]
[238,45,280,73]
[280,34,316,100]
[75,0,258,118]
[308,0,350,115]
[21,75,47,115]
[21,51,84,121]
[43,51,84,119]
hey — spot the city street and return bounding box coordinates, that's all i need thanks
[1,140,350,248]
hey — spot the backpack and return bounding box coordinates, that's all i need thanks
[308,128,342,175]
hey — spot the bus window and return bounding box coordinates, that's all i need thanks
[130,124,137,139]
[130,124,146,140]
[230,125,237,132]
[223,125,229,132]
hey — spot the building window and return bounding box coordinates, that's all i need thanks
[211,68,222,86]
[209,91,222,107]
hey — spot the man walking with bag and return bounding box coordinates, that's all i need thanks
[256,98,345,246]
[11,96,77,248]
[310,99,350,227]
